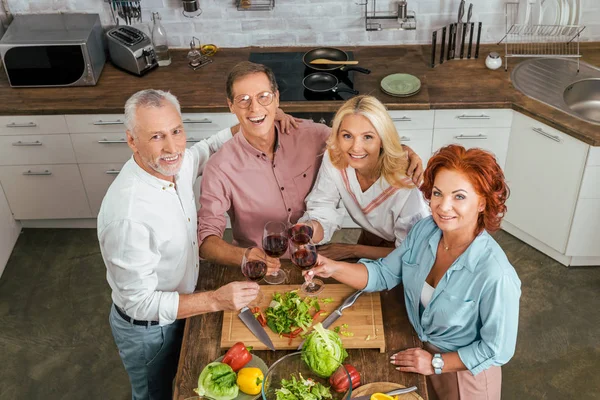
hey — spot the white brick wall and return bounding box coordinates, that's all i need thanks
[3,0,600,48]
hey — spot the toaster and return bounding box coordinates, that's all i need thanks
[106,26,158,76]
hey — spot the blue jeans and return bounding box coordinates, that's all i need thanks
[109,304,184,400]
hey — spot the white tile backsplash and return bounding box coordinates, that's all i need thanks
[2,0,600,47]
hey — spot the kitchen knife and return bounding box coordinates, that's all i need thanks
[460,22,467,59]
[463,3,473,59]
[447,23,455,60]
[351,386,418,400]
[238,306,276,351]
[440,26,447,65]
[297,290,363,350]
[454,0,465,59]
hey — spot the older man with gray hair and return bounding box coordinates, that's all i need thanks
[97,89,261,400]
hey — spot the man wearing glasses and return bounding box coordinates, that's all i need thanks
[197,61,423,270]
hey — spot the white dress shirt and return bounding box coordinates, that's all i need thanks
[97,129,232,326]
[305,150,430,246]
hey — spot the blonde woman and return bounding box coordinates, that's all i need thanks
[297,95,430,260]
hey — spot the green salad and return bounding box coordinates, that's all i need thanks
[275,373,332,400]
[265,291,332,334]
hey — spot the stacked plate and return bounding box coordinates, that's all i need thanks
[380,73,421,97]
[519,0,581,26]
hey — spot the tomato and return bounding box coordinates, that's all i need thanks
[222,342,252,372]
[329,364,361,393]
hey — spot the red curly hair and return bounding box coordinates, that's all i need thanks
[421,145,510,234]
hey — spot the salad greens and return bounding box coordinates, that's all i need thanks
[301,323,348,378]
[266,291,322,334]
[275,373,332,400]
[194,362,239,400]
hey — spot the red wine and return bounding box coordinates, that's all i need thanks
[242,260,267,281]
[263,234,288,257]
[288,224,314,239]
[291,249,317,271]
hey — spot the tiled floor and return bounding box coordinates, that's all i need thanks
[0,228,598,399]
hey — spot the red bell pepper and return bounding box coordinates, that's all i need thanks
[329,364,361,393]
[222,342,252,372]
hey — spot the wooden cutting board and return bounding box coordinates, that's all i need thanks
[352,382,424,400]
[221,284,385,352]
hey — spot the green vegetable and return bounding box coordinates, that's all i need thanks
[333,326,341,334]
[275,373,332,400]
[194,362,239,400]
[301,323,348,378]
[266,291,315,334]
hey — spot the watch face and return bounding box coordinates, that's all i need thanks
[432,357,444,368]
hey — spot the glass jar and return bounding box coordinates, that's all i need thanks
[151,12,171,66]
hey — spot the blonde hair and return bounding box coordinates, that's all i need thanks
[327,95,412,189]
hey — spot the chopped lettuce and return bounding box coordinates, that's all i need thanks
[194,362,239,400]
[275,373,332,400]
[266,291,314,334]
[301,323,348,378]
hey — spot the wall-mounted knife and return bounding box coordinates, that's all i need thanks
[239,306,275,351]
[297,290,363,350]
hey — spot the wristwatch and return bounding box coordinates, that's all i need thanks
[432,354,444,375]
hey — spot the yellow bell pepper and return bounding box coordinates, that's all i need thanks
[237,367,264,395]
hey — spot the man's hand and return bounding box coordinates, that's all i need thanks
[212,281,260,311]
[275,108,302,134]
[402,145,424,186]
[316,243,356,260]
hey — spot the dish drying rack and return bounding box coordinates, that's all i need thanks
[236,0,275,11]
[497,2,586,71]
[106,0,142,25]
[358,0,417,31]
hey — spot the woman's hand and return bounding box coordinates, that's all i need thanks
[390,347,434,375]
[304,254,341,279]
[316,243,356,260]
[402,145,424,186]
[275,108,302,134]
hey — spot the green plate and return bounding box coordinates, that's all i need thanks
[381,85,421,98]
[214,354,269,400]
[380,73,421,95]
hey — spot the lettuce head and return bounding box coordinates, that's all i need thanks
[301,322,348,378]
[195,361,239,400]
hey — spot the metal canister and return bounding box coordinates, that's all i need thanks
[398,1,408,20]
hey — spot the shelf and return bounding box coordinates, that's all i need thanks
[236,0,274,11]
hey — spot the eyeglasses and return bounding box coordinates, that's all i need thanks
[233,91,275,109]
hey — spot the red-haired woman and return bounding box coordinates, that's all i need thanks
[309,144,521,399]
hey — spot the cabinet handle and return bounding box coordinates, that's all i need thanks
[6,122,37,128]
[23,169,52,176]
[399,136,411,142]
[183,118,212,124]
[392,116,412,122]
[454,134,488,140]
[532,127,561,143]
[93,119,124,125]
[456,114,490,120]
[105,170,121,175]
[186,138,202,143]
[12,140,42,146]
[97,138,127,144]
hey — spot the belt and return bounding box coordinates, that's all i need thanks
[114,304,159,327]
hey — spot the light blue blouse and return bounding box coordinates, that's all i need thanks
[361,216,521,376]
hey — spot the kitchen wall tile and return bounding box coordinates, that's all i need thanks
[3,0,599,47]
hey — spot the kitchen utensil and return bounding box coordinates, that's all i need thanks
[474,22,482,59]
[430,30,437,68]
[303,47,371,74]
[459,22,467,59]
[380,73,421,96]
[221,284,385,351]
[262,352,353,400]
[462,3,473,59]
[439,26,447,65]
[303,72,359,96]
[454,0,465,58]
[467,22,475,59]
[310,59,359,65]
[351,382,423,400]
[297,290,363,350]
[351,387,418,400]
[238,306,276,351]
[447,23,455,60]
[106,26,158,76]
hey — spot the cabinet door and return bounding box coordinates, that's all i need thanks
[434,109,513,129]
[398,130,433,167]
[504,113,588,253]
[0,134,76,165]
[432,128,510,169]
[79,163,125,216]
[0,164,92,219]
[0,115,68,135]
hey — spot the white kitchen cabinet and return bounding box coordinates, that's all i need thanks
[0,134,76,165]
[79,163,125,216]
[65,114,126,133]
[388,110,434,168]
[0,181,21,277]
[503,112,588,254]
[0,115,68,135]
[0,164,92,219]
[434,109,513,129]
[431,127,511,169]
[71,133,131,164]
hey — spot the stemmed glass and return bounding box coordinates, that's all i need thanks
[241,247,266,306]
[287,210,315,239]
[288,232,324,296]
[262,221,289,284]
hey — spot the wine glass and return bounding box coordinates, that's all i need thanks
[262,221,289,285]
[287,210,315,239]
[289,232,324,296]
[241,247,266,306]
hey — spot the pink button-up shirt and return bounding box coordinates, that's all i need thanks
[198,120,330,248]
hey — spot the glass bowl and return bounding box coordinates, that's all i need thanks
[261,352,352,400]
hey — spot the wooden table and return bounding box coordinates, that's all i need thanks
[173,260,428,399]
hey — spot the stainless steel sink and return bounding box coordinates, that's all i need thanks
[511,59,600,125]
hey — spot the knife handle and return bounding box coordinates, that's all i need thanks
[387,387,418,396]
[339,290,363,312]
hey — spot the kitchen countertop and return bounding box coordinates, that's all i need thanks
[173,260,429,400]
[0,43,599,145]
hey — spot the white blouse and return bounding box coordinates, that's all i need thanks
[303,150,430,246]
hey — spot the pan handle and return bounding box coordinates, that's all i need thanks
[333,87,359,95]
[341,66,371,74]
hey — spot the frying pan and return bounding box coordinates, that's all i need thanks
[303,47,371,74]
[302,72,359,96]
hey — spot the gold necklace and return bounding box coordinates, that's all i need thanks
[442,236,474,251]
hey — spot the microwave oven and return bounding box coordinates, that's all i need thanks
[0,13,105,87]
